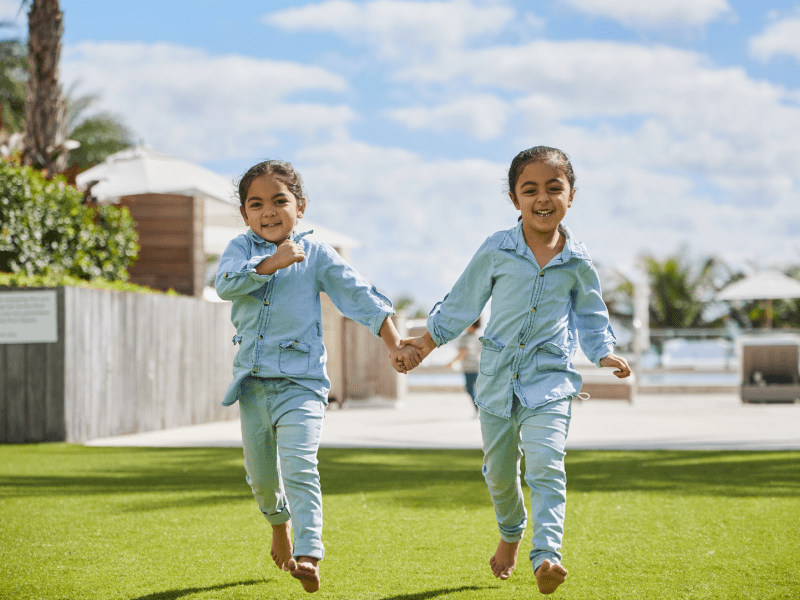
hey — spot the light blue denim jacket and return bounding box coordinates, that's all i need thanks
[215,229,394,406]
[427,222,616,418]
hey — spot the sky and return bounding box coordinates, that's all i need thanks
[4,0,800,310]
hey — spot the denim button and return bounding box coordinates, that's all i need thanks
[530,307,536,313]
[258,335,263,340]
[263,300,269,306]
[252,367,258,374]
[539,271,545,277]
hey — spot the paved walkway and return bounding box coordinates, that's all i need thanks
[86,390,800,450]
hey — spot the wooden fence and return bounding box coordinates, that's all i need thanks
[1,287,406,444]
[0,286,237,443]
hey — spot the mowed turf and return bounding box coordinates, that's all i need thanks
[1,445,798,600]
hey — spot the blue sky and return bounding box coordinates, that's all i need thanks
[5,0,800,309]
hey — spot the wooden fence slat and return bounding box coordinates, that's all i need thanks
[5,344,27,443]
[63,287,74,442]
[25,344,47,442]
[45,289,65,441]
[0,345,6,443]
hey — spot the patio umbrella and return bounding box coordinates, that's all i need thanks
[716,270,800,328]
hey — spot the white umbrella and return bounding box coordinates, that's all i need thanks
[717,270,800,328]
[75,145,236,205]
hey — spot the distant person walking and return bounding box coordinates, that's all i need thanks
[401,146,630,595]
[447,318,482,413]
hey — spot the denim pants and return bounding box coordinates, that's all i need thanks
[238,376,326,560]
[479,395,571,572]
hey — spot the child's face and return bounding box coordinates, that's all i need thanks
[509,161,574,238]
[239,174,304,244]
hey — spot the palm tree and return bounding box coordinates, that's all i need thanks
[63,82,134,171]
[641,248,729,329]
[21,0,67,177]
[0,22,26,134]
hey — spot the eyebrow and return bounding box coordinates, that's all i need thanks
[246,192,290,203]
[520,178,565,186]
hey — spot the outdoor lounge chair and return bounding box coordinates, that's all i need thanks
[739,334,800,404]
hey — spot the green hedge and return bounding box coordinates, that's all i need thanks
[0,271,178,295]
[0,157,139,281]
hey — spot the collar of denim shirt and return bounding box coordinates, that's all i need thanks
[245,228,314,247]
[499,221,589,266]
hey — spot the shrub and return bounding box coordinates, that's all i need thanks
[0,271,178,295]
[0,157,138,280]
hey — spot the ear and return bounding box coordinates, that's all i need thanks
[239,205,248,224]
[568,188,575,208]
[297,198,306,219]
[509,191,520,210]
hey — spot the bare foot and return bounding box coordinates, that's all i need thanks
[489,539,520,580]
[288,556,320,593]
[535,559,567,594]
[270,522,293,571]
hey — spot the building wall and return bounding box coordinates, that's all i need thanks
[119,194,205,296]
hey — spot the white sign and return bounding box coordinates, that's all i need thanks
[0,290,58,344]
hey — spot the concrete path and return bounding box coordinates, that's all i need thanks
[85,390,800,450]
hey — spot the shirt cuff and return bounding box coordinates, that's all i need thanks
[595,345,615,367]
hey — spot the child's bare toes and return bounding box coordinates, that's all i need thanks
[535,559,568,594]
[290,556,320,593]
[489,539,519,580]
[271,522,293,570]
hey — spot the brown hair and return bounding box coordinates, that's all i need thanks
[237,160,307,212]
[507,146,576,199]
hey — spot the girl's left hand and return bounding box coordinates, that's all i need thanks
[599,353,631,378]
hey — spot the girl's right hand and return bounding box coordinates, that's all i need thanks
[256,239,305,274]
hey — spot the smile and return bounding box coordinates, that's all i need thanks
[535,210,553,216]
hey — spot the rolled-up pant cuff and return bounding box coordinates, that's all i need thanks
[531,551,561,573]
[294,545,325,561]
[262,508,291,526]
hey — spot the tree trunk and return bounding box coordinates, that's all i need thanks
[22,0,66,178]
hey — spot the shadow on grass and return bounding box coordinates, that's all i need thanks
[129,579,268,600]
[380,586,494,600]
[1,447,799,509]
[565,450,800,497]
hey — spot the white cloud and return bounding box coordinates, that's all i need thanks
[264,0,514,59]
[293,139,514,306]
[61,41,355,162]
[750,16,800,63]
[397,40,800,193]
[385,95,511,139]
[560,0,731,27]
[0,0,21,21]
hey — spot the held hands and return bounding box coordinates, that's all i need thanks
[394,332,438,373]
[389,344,422,374]
[599,353,632,378]
[256,239,305,275]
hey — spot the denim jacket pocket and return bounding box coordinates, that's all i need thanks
[479,336,503,376]
[279,340,311,375]
[535,342,569,371]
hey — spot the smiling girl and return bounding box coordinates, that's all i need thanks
[215,160,419,593]
[401,146,630,594]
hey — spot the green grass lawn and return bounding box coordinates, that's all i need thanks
[1,445,798,600]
